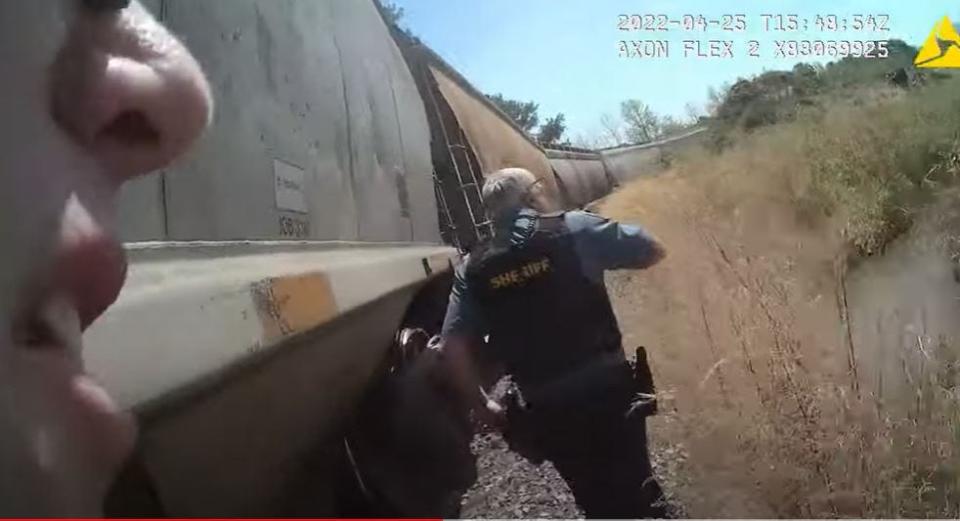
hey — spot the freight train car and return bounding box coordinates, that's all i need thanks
[91,0,617,515]
[600,127,708,184]
[544,146,618,209]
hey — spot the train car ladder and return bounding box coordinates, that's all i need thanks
[420,66,492,250]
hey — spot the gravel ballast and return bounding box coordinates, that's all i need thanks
[460,429,687,519]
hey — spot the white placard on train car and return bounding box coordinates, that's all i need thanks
[274,159,308,214]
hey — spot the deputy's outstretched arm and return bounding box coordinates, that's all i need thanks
[574,212,666,270]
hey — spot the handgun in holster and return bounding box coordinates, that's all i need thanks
[630,345,658,417]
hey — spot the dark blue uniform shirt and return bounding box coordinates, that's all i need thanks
[441,208,661,337]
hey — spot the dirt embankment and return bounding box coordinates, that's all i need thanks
[844,192,960,401]
[598,161,960,517]
[599,169,862,517]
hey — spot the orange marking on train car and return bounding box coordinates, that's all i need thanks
[252,273,338,343]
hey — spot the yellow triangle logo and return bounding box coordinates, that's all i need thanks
[915,16,960,68]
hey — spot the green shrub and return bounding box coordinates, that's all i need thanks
[801,78,960,255]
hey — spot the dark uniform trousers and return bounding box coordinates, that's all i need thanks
[467,213,667,518]
[505,356,667,519]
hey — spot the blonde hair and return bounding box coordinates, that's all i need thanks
[481,168,541,219]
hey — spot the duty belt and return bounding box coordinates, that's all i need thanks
[507,346,657,415]
[501,347,658,464]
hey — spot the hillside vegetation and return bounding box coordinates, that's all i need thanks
[702,40,960,257]
[600,44,960,517]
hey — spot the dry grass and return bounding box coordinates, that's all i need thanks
[599,79,960,517]
[859,340,960,517]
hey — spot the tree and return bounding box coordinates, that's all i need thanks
[379,1,420,42]
[599,113,625,147]
[538,113,566,145]
[659,115,691,137]
[620,99,661,144]
[706,83,731,116]
[380,1,405,26]
[886,38,917,60]
[572,133,606,150]
[792,62,824,98]
[487,93,540,133]
[684,102,704,122]
[486,93,568,145]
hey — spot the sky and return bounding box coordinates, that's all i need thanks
[391,0,959,143]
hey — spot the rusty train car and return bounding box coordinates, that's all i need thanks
[92,0,621,515]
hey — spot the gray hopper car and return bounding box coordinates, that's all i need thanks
[92,0,618,515]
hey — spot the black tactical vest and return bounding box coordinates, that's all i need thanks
[465,213,623,388]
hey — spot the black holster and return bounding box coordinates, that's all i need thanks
[630,345,658,417]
